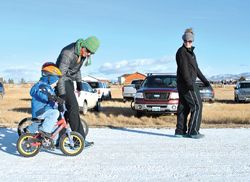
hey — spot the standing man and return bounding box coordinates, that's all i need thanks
[56,36,100,138]
[175,28,210,139]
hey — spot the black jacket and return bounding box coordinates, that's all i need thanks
[176,45,208,92]
[56,43,86,96]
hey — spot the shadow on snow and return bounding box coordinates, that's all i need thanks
[107,125,177,138]
[0,128,19,156]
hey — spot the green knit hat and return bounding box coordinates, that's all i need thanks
[84,36,100,54]
[76,36,100,56]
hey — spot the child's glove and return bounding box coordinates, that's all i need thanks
[48,94,64,104]
[48,94,57,102]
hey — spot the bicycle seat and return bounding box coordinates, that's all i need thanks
[31,118,45,123]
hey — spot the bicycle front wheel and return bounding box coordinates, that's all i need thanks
[59,131,84,156]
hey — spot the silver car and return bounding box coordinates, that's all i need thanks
[234,81,250,103]
[195,81,214,102]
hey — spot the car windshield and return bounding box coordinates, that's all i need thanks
[239,83,250,88]
[141,76,177,88]
[82,82,93,92]
[131,80,143,85]
[88,82,98,88]
[88,82,104,88]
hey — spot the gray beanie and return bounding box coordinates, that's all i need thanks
[182,32,194,42]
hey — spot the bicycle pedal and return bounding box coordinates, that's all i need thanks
[47,146,55,151]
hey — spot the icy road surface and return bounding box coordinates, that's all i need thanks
[0,127,250,181]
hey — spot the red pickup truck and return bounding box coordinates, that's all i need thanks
[134,74,179,117]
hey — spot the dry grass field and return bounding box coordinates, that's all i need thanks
[0,84,250,128]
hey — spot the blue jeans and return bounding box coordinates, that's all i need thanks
[28,109,60,134]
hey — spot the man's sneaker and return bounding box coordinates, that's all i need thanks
[175,133,187,138]
[188,133,205,139]
[85,141,94,148]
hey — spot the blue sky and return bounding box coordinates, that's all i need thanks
[0,0,250,82]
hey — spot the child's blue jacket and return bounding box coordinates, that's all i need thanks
[30,77,56,118]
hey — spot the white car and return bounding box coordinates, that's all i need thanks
[75,81,101,115]
[87,81,112,100]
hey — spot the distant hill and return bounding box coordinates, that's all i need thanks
[209,72,250,81]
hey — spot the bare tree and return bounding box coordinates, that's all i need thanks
[20,78,26,84]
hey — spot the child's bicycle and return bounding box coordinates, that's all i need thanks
[17,94,88,137]
[17,103,86,157]
[17,116,89,137]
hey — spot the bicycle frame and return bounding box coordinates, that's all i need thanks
[51,118,67,139]
[30,111,74,148]
[52,118,75,148]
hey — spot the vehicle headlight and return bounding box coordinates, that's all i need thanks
[135,92,144,98]
[169,92,179,99]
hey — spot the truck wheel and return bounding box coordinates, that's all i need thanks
[209,99,215,103]
[101,94,104,101]
[108,92,112,100]
[94,101,101,112]
[130,100,135,110]
[135,111,143,118]
[82,101,88,115]
[235,96,239,103]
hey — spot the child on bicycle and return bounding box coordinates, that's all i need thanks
[27,63,63,137]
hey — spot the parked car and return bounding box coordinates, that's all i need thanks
[75,81,101,115]
[122,79,144,102]
[87,81,111,100]
[0,82,5,99]
[195,80,215,102]
[234,80,250,103]
[134,73,179,117]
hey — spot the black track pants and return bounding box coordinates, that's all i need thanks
[175,87,202,135]
[64,81,85,138]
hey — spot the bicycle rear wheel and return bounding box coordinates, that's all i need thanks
[17,133,41,157]
[17,117,33,136]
